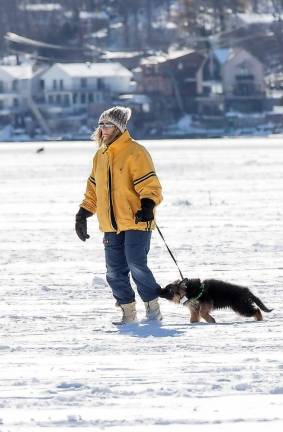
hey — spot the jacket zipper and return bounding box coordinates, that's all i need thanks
[108,167,117,231]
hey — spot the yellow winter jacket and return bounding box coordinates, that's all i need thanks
[80,130,163,232]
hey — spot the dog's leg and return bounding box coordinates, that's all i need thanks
[254,308,263,321]
[188,304,200,323]
[233,304,263,321]
[202,314,216,323]
[200,304,216,323]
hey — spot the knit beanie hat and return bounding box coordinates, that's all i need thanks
[99,106,132,133]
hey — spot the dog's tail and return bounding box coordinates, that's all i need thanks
[252,294,273,313]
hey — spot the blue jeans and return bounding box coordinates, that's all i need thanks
[103,230,160,305]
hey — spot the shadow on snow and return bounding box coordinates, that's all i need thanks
[116,322,185,338]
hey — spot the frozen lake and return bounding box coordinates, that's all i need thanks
[1,137,283,431]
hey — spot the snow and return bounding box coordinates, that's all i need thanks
[0,64,33,79]
[236,13,275,25]
[1,137,283,431]
[176,114,192,131]
[56,62,133,78]
[118,94,150,104]
[19,3,62,12]
[141,49,195,66]
[102,51,142,60]
[79,11,108,21]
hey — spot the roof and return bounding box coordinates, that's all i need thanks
[5,32,77,50]
[213,48,235,64]
[212,48,260,67]
[0,64,33,79]
[101,51,143,60]
[55,62,133,78]
[141,49,196,66]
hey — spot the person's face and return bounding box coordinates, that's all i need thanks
[98,122,115,140]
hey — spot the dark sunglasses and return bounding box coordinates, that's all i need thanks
[98,122,115,129]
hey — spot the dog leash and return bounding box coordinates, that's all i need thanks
[156,224,184,280]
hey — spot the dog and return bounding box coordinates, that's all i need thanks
[159,278,273,323]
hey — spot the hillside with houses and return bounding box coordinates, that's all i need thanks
[0,0,283,140]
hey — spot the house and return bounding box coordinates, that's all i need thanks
[214,17,280,73]
[0,64,33,124]
[139,50,205,114]
[40,62,134,117]
[198,48,266,117]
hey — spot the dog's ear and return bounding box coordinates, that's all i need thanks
[173,279,181,285]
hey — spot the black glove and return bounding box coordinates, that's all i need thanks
[75,207,92,241]
[135,198,155,224]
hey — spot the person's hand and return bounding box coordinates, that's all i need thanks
[135,198,155,224]
[75,207,92,241]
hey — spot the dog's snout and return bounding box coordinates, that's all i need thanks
[159,286,175,300]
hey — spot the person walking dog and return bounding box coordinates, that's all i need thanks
[75,106,163,325]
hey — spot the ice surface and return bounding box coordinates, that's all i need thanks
[0,137,282,431]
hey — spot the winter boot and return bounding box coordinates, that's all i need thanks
[144,298,162,321]
[112,301,137,325]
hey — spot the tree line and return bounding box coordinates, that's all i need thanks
[1,0,283,55]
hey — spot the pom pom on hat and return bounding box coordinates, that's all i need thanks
[99,106,132,132]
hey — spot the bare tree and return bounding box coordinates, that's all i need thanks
[177,0,250,38]
[272,0,283,19]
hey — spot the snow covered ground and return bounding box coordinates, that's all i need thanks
[1,137,282,431]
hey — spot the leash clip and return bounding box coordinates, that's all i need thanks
[180,295,189,306]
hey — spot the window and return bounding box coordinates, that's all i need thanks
[97,78,104,90]
[59,79,64,90]
[40,79,45,90]
[73,93,78,104]
[81,93,86,104]
[49,95,54,104]
[53,80,57,90]
[237,62,251,76]
[0,100,4,110]
[64,94,70,106]
[0,81,3,93]
[12,80,18,91]
[88,93,94,103]
[13,98,19,107]
[81,78,87,88]
[56,94,61,104]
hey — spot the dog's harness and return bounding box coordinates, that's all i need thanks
[179,281,206,306]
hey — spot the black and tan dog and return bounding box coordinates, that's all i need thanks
[159,278,272,323]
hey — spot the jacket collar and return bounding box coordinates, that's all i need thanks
[103,130,131,155]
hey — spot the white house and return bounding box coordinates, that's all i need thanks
[0,64,33,114]
[40,62,134,114]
